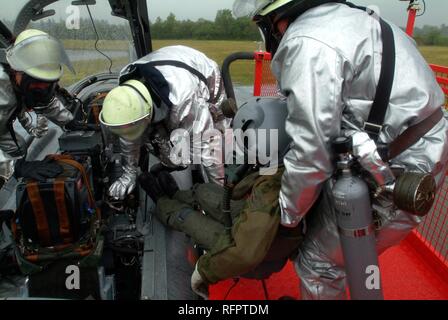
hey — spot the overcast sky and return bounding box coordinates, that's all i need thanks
[1,0,447,27]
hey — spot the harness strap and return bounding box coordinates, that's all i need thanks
[1,63,24,153]
[345,3,441,160]
[344,3,396,141]
[145,60,222,104]
[27,182,51,246]
[146,60,208,86]
[383,108,444,161]
[54,178,73,244]
[49,155,98,216]
[363,17,396,140]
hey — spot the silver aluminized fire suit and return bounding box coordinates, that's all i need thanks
[0,64,73,176]
[109,46,229,200]
[270,3,448,299]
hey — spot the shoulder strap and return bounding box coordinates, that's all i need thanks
[0,49,7,65]
[26,182,51,247]
[54,178,73,244]
[145,60,223,104]
[364,18,396,140]
[49,155,98,216]
[385,107,443,161]
[346,3,444,160]
[1,63,24,153]
[345,3,396,141]
[145,60,209,88]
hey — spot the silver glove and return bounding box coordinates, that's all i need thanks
[351,130,395,190]
[108,137,141,200]
[33,97,74,127]
[108,164,138,200]
[18,112,49,138]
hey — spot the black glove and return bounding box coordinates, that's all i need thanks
[157,171,179,198]
[138,172,166,202]
[65,119,100,131]
[150,162,188,175]
[14,158,63,182]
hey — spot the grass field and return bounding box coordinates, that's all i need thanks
[154,40,261,86]
[418,46,448,67]
[62,39,130,51]
[60,40,448,87]
[61,57,128,86]
[60,39,260,86]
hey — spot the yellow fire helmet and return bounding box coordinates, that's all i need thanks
[100,79,153,141]
[6,29,75,81]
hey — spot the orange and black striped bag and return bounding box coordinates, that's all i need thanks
[12,155,100,264]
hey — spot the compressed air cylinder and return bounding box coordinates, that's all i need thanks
[332,169,384,300]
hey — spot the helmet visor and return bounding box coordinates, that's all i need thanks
[99,112,151,142]
[233,0,274,18]
[6,34,75,80]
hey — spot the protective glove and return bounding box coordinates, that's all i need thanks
[14,158,63,182]
[64,119,100,132]
[150,162,188,175]
[157,171,179,198]
[33,97,74,127]
[108,169,137,200]
[29,115,49,138]
[191,262,209,300]
[138,172,166,202]
[108,138,140,200]
[18,112,49,138]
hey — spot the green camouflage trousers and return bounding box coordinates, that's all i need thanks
[156,168,304,283]
[156,182,246,250]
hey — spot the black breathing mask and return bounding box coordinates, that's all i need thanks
[256,18,282,56]
[18,74,58,109]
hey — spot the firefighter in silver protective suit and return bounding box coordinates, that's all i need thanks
[0,29,76,185]
[139,97,304,299]
[233,0,448,299]
[100,45,231,200]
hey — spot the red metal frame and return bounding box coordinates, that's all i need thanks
[253,51,278,97]
[404,64,448,285]
[406,7,418,37]
[431,64,448,96]
[253,51,266,96]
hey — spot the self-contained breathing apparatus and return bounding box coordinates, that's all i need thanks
[330,4,440,300]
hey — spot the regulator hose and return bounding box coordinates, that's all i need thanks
[222,164,251,231]
[222,184,233,230]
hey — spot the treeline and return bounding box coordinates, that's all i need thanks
[3,10,447,45]
[413,25,448,46]
[151,10,260,40]
[2,9,260,41]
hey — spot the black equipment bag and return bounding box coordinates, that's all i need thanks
[13,155,100,263]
